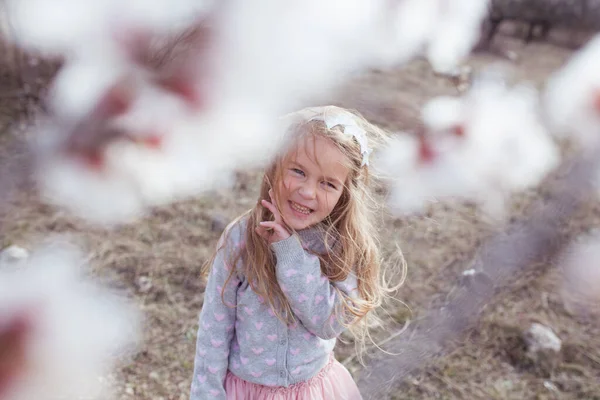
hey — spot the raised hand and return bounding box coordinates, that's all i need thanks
[255,190,291,245]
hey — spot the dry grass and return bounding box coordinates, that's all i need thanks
[0,32,599,400]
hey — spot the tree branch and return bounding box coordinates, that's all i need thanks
[356,148,600,399]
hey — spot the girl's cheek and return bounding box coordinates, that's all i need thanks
[323,198,334,214]
[283,177,295,192]
[327,194,341,213]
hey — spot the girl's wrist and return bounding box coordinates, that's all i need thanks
[270,233,296,248]
[271,234,304,264]
[269,232,291,244]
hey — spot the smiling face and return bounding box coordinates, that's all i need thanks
[275,134,351,231]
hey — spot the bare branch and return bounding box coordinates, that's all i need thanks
[356,148,600,399]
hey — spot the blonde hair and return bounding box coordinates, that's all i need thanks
[203,105,403,358]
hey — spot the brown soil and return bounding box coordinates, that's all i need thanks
[1,32,599,400]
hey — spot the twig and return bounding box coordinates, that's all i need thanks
[581,349,600,367]
[357,148,600,399]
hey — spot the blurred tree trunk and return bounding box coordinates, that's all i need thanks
[0,7,62,132]
[483,0,600,46]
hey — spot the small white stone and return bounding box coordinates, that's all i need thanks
[136,276,153,293]
[149,371,160,381]
[462,268,476,276]
[0,245,30,266]
[524,323,562,353]
[544,380,559,392]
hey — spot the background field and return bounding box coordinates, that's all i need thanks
[1,23,599,400]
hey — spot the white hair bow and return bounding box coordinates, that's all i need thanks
[309,112,372,166]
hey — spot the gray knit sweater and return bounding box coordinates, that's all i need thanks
[189,217,359,399]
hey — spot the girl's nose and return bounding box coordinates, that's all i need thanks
[299,182,317,200]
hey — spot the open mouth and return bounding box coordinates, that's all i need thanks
[289,201,313,215]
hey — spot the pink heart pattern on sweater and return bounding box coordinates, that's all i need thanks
[297,294,308,303]
[252,347,264,355]
[285,269,298,277]
[192,221,357,394]
[214,312,225,322]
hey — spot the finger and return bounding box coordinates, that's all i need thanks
[255,226,269,241]
[256,223,275,235]
[259,221,287,237]
[267,190,283,224]
[260,199,280,221]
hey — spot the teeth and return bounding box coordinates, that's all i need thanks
[290,201,311,214]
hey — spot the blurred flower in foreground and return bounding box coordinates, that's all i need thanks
[377,75,560,219]
[0,241,141,400]
[3,0,488,226]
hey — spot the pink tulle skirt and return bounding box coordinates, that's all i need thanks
[224,354,362,400]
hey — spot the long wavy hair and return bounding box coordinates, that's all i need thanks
[203,105,404,356]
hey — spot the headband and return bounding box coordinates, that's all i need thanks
[308,111,372,167]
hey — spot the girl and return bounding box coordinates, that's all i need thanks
[190,105,399,399]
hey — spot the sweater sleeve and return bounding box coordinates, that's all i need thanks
[271,234,359,340]
[190,234,241,400]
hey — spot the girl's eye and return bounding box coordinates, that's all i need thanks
[324,181,337,190]
[291,168,304,176]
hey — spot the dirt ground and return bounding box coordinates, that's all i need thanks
[1,29,600,400]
